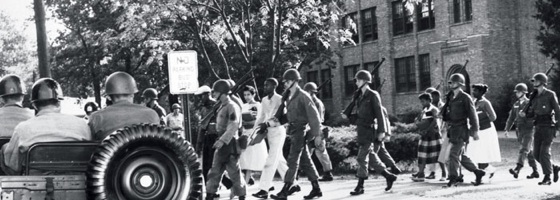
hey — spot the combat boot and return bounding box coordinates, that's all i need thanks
[303,180,322,199]
[538,174,552,185]
[270,183,291,200]
[381,170,397,191]
[509,164,522,179]
[553,165,560,182]
[472,170,486,186]
[319,171,334,181]
[350,178,365,195]
[527,171,540,179]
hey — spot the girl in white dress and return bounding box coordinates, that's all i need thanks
[239,86,268,185]
[465,84,502,181]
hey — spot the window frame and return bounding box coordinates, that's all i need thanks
[320,69,333,99]
[394,56,416,93]
[464,0,472,21]
[307,71,319,85]
[364,61,381,90]
[417,0,435,31]
[361,7,378,42]
[453,0,461,23]
[342,12,359,45]
[392,0,414,36]
[419,54,431,90]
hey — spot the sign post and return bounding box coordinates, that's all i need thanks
[167,50,198,143]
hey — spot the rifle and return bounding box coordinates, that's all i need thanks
[376,79,387,91]
[198,68,256,131]
[459,59,469,72]
[342,58,386,123]
[521,63,556,117]
[316,75,334,92]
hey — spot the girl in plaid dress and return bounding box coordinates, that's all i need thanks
[412,93,442,182]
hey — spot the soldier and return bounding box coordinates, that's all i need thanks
[303,82,334,181]
[252,78,300,199]
[1,78,91,175]
[0,75,34,137]
[521,73,560,185]
[88,72,160,140]
[342,70,397,195]
[506,83,539,179]
[142,88,166,125]
[270,69,323,200]
[205,79,246,200]
[166,103,184,138]
[194,85,234,197]
[441,73,486,187]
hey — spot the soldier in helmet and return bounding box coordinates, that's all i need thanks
[166,103,184,138]
[341,70,397,195]
[1,78,91,175]
[0,75,34,137]
[142,88,167,125]
[441,73,486,187]
[88,72,160,140]
[303,82,334,182]
[506,83,539,179]
[521,73,560,185]
[83,102,99,121]
[270,69,323,200]
[205,79,246,200]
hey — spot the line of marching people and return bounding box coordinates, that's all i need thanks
[410,71,560,188]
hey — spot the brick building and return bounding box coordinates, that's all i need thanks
[302,0,554,128]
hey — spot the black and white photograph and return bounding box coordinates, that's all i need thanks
[1,0,560,199]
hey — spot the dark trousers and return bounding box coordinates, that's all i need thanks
[533,126,556,175]
[447,125,479,179]
[516,127,537,168]
[357,142,386,178]
[202,134,232,186]
[284,125,320,184]
[206,140,246,196]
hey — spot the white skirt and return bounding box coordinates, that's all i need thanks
[465,123,502,163]
[239,128,268,171]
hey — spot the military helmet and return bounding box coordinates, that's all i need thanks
[514,83,528,93]
[425,87,437,93]
[282,69,301,81]
[531,73,548,85]
[105,72,139,95]
[172,103,182,110]
[142,88,158,99]
[212,79,231,94]
[31,78,64,102]
[449,73,465,85]
[354,70,372,83]
[0,74,25,97]
[303,82,318,93]
[84,102,99,113]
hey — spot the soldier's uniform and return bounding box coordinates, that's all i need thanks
[1,78,91,175]
[88,72,160,140]
[304,82,334,181]
[506,83,538,179]
[0,75,34,137]
[205,80,246,199]
[524,73,560,185]
[0,104,33,137]
[143,88,167,125]
[442,73,485,186]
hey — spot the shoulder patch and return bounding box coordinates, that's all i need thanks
[229,112,237,121]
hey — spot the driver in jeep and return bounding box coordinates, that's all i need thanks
[88,71,160,140]
[1,78,92,175]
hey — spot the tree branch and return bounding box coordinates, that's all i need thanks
[213,0,250,64]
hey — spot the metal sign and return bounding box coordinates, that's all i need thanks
[168,50,199,94]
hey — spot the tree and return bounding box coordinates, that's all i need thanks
[0,11,37,89]
[535,0,560,97]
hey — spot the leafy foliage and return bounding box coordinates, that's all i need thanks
[535,0,560,98]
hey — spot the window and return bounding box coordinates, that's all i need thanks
[361,7,378,42]
[320,69,333,98]
[307,71,318,84]
[417,0,435,31]
[342,12,359,45]
[419,54,431,90]
[344,65,360,96]
[392,0,414,36]
[394,56,416,93]
[465,0,472,21]
[364,61,381,90]
[453,0,472,23]
[453,0,461,23]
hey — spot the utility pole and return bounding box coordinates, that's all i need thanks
[34,0,51,78]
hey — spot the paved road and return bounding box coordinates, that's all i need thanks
[213,131,560,199]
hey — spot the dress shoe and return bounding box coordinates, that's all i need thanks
[425,171,436,179]
[349,186,364,195]
[252,190,269,199]
[319,172,334,182]
[269,186,275,191]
